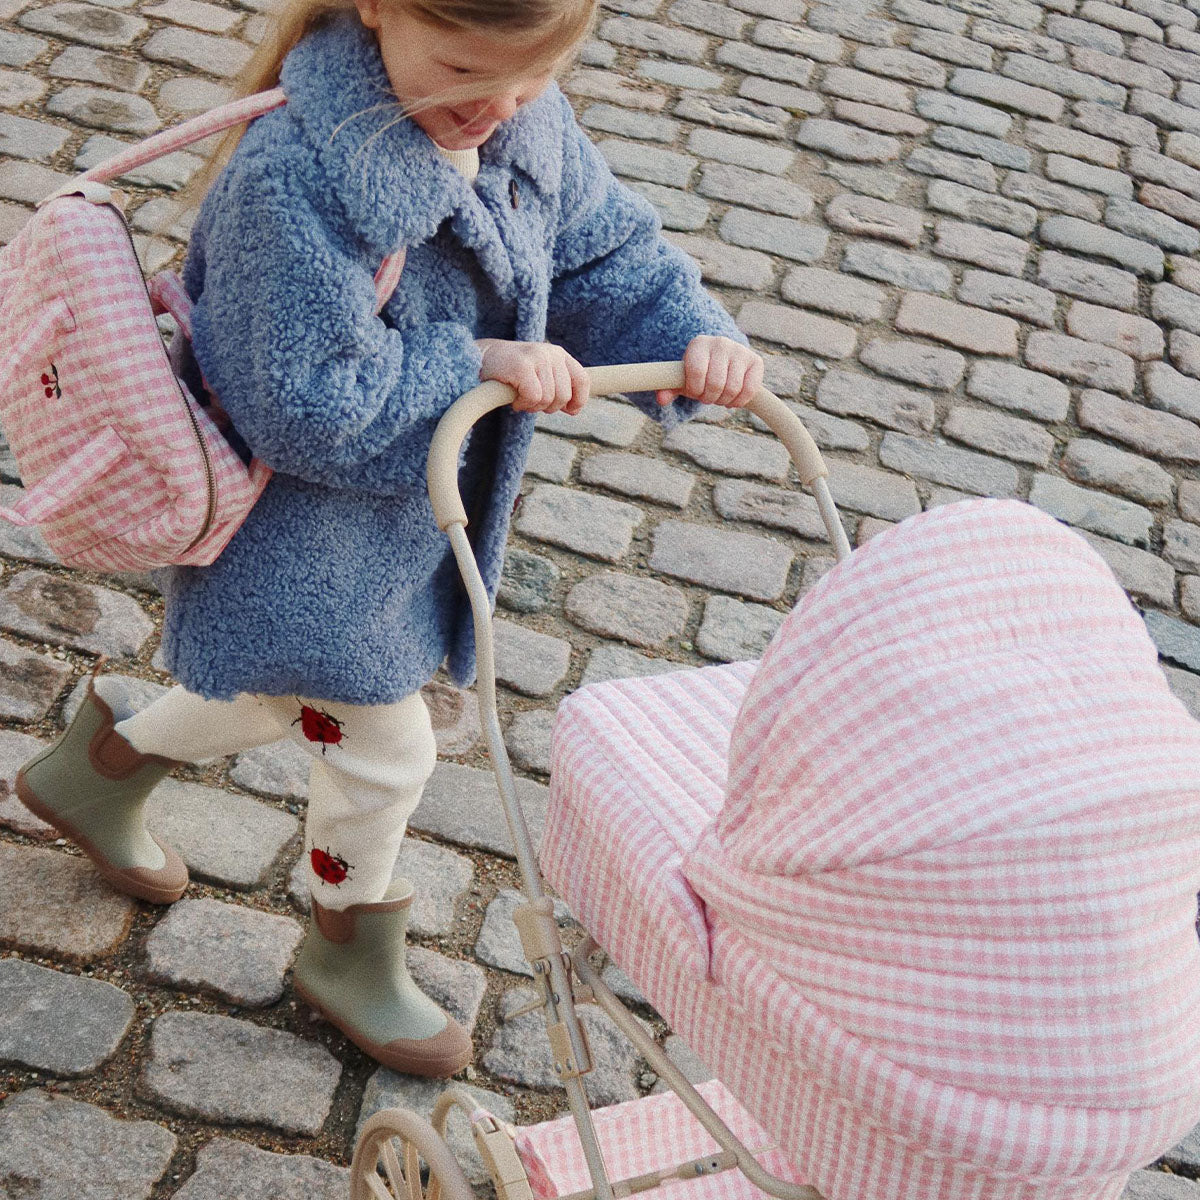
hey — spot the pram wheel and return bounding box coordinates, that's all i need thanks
[350,1108,474,1200]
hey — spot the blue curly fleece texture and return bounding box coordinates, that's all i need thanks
[159,14,745,704]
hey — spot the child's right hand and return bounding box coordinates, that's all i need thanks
[475,340,590,415]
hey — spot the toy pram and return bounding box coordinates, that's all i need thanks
[350,362,1200,1200]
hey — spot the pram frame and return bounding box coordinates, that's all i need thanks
[350,362,850,1200]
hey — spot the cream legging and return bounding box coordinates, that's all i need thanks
[115,686,437,909]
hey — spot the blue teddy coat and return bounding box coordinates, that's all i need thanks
[161,14,745,704]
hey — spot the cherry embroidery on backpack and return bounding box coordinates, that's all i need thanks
[40,364,61,399]
[292,703,344,753]
[310,847,353,885]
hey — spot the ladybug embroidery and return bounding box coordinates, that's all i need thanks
[292,703,344,753]
[310,846,352,885]
[40,364,61,399]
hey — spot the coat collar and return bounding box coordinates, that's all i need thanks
[279,14,564,264]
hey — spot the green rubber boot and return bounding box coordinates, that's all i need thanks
[16,671,188,904]
[292,878,473,1078]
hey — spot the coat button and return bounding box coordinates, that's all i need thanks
[509,179,519,209]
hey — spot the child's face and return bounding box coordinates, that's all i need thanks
[354,0,558,150]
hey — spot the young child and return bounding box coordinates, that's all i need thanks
[16,0,763,1078]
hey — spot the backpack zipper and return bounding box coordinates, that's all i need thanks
[112,206,218,552]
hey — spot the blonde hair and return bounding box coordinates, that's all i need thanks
[185,0,596,205]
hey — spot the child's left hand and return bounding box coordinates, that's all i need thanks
[655,336,765,409]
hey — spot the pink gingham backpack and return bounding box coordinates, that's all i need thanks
[0,90,406,572]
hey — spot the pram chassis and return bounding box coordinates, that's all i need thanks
[349,361,850,1200]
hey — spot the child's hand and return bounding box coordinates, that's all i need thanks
[655,336,764,409]
[475,339,591,415]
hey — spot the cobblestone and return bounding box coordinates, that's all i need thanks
[878,432,1022,496]
[1037,251,1139,310]
[1153,281,1200,335]
[565,571,690,649]
[494,618,572,696]
[666,230,774,289]
[817,367,936,433]
[944,406,1056,465]
[906,145,999,192]
[696,594,786,660]
[1145,609,1200,671]
[1147,361,1200,422]
[1171,329,1200,378]
[0,1090,176,1199]
[1166,519,1200,572]
[649,520,794,601]
[1106,196,1200,254]
[1030,474,1156,547]
[859,338,966,390]
[474,888,574,976]
[934,218,1029,275]
[1026,121,1121,169]
[1079,388,1200,463]
[516,483,643,562]
[719,207,829,262]
[896,292,1020,356]
[504,708,554,775]
[696,162,813,217]
[664,422,791,480]
[173,1138,349,1200]
[915,90,1011,136]
[579,450,694,508]
[0,639,69,721]
[142,897,302,1007]
[796,118,900,163]
[825,193,922,246]
[0,957,134,1075]
[142,1011,341,1135]
[738,300,858,358]
[841,241,954,292]
[1066,302,1165,361]
[1041,214,1163,278]
[712,479,827,538]
[782,266,888,320]
[948,67,1065,119]
[1083,532,1177,607]
[1062,439,1176,505]
[1003,171,1104,220]
[825,460,924,520]
[957,269,1057,326]
[411,762,548,858]
[965,361,1071,421]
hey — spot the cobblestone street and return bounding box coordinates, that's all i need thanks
[4,0,1200,1193]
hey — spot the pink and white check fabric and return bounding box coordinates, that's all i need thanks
[542,499,1200,1200]
[512,1080,805,1200]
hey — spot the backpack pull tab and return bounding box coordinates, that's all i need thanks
[36,179,127,211]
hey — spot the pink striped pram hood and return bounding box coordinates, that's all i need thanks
[679,497,1200,1197]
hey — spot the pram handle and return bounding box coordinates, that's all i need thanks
[428,361,834,533]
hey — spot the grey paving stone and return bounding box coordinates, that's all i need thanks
[909,28,995,69]
[0,112,71,162]
[524,430,577,483]
[1037,251,1139,310]
[1025,121,1121,169]
[948,67,1065,120]
[410,760,547,858]
[769,403,870,453]
[1047,12,1124,53]
[484,985,645,1106]
[0,638,70,721]
[580,645,690,687]
[45,83,159,133]
[973,20,1068,62]
[1163,1119,1200,1172]
[824,161,902,201]
[1062,439,1175,506]
[931,125,1031,170]
[841,242,954,293]
[896,292,1020,356]
[664,231,775,290]
[47,44,149,90]
[1080,531,1176,607]
[474,888,574,976]
[782,266,888,321]
[687,127,795,174]
[855,45,948,88]
[1147,361,1200,422]
[638,60,723,89]
[796,119,900,163]
[422,678,482,757]
[1183,480,1200,521]
[61,672,169,726]
[712,478,827,538]
[957,269,1057,327]
[146,779,297,890]
[878,433,1022,497]
[1122,1170,1200,1198]
[816,367,935,434]
[1106,196,1200,254]
[1153,281,1200,335]
[649,520,793,601]
[892,0,969,33]
[565,571,689,649]
[1078,388,1200,463]
[498,547,560,614]
[173,1138,349,1200]
[1025,331,1137,395]
[1166,518,1200,572]
[628,181,709,231]
[515,483,644,562]
[156,75,231,113]
[504,708,554,775]
[833,99,927,136]
[357,1076,515,1187]
[290,836,474,939]
[810,5,898,45]
[718,207,828,263]
[715,41,814,87]
[0,29,48,66]
[566,68,669,112]
[0,958,134,1076]
[142,1011,341,1136]
[1003,172,1104,221]
[944,406,1056,466]
[140,26,252,76]
[142,897,302,1007]
[493,618,571,697]
[579,450,695,508]
[141,0,240,32]
[1133,36,1200,83]
[599,138,696,187]
[1146,609,1200,671]
[581,102,679,143]
[965,361,1071,422]
[1066,303,1165,362]
[825,193,922,246]
[403,947,486,1036]
[1071,47,1174,96]
[1081,0,1164,40]
[663,423,790,481]
[1029,474,1155,547]
[228,738,311,800]
[19,3,147,48]
[738,301,857,358]
[0,570,154,658]
[675,92,788,139]
[1003,52,1127,105]
[1170,328,1200,379]
[1165,664,1200,719]
[0,727,51,838]
[824,461,923,521]
[823,66,912,112]
[696,594,786,661]
[696,162,813,218]
[0,1090,176,1200]
[1129,87,1200,137]
[934,218,1029,276]
[1040,214,1163,280]
[905,146,999,193]
[600,14,707,60]
[0,843,134,962]
[742,77,823,113]
[0,69,46,107]
[752,19,844,63]
[74,132,203,189]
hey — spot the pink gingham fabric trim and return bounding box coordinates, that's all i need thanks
[512,1079,805,1200]
[542,660,756,982]
[540,499,1200,1199]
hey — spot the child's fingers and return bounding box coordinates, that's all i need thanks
[510,361,546,411]
[564,356,591,415]
[549,356,574,413]
[682,339,712,401]
[703,346,733,406]
[734,355,765,407]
